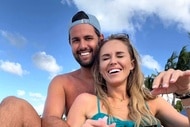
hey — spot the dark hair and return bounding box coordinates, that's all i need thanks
[68,11,101,43]
[71,11,89,22]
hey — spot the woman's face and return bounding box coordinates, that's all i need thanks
[99,39,134,86]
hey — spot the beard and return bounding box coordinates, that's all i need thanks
[75,56,95,68]
[73,45,99,68]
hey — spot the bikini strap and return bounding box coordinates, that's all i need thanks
[97,96,101,113]
[145,102,149,109]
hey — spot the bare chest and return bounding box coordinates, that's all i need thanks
[64,80,94,115]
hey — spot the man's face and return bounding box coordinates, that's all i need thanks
[69,24,100,68]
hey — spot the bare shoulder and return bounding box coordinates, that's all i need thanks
[51,72,74,83]
[43,70,83,116]
[147,96,165,115]
[74,93,96,103]
[49,69,94,95]
[49,70,80,88]
[72,93,97,118]
[71,93,96,112]
[148,96,188,126]
[46,69,94,113]
[46,71,79,99]
[147,96,173,115]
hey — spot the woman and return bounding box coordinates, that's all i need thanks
[67,33,190,127]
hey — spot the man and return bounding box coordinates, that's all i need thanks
[41,11,104,127]
[0,11,190,127]
[0,11,103,127]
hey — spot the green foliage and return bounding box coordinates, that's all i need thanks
[144,45,190,111]
[176,46,190,71]
[164,52,178,70]
[144,46,190,88]
[174,100,183,112]
[144,74,157,90]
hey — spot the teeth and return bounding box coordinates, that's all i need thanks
[109,69,120,74]
[81,52,89,56]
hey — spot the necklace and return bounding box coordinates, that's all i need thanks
[107,95,127,102]
[114,97,126,102]
[106,95,129,109]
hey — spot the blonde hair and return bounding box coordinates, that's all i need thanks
[92,33,159,126]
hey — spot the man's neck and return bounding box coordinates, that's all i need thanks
[79,66,93,79]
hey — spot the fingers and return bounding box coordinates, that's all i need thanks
[82,122,93,127]
[152,69,183,89]
[151,69,190,95]
[184,70,190,76]
[151,87,171,95]
[83,119,103,126]
[109,123,116,127]
[83,116,115,127]
[98,116,108,122]
[152,69,174,89]
[167,69,183,84]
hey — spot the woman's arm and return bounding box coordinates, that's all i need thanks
[151,69,190,126]
[67,93,115,127]
[67,93,90,127]
[154,96,189,127]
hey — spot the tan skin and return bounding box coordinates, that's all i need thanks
[68,93,188,127]
[67,38,190,127]
[151,69,190,126]
[0,96,41,127]
[42,24,103,127]
[76,70,190,127]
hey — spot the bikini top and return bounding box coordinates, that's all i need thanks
[91,97,161,127]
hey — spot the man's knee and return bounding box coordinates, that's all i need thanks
[0,96,34,113]
[1,96,27,106]
[1,96,16,106]
[0,96,41,127]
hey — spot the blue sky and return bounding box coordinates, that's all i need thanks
[0,0,190,115]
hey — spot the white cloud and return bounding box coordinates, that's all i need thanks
[141,55,162,72]
[33,103,44,116]
[0,60,29,76]
[0,30,27,47]
[17,90,26,96]
[29,92,46,101]
[15,91,45,115]
[64,0,190,33]
[60,0,72,6]
[32,51,62,77]
[29,92,45,114]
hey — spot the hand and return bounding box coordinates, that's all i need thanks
[151,69,190,95]
[82,116,116,127]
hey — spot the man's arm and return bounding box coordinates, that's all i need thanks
[42,75,69,127]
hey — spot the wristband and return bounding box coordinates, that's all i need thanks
[174,91,190,99]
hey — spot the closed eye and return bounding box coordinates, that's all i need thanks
[101,54,110,61]
[101,57,109,61]
[117,55,124,58]
[117,52,125,58]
